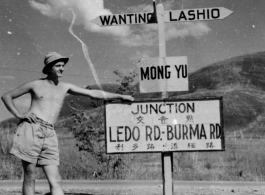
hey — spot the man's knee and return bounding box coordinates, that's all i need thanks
[23,171,36,184]
[48,175,62,187]
[42,164,63,189]
[22,161,36,184]
[23,178,36,186]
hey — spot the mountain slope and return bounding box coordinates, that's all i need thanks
[2,51,265,136]
[169,51,265,134]
[188,51,265,91]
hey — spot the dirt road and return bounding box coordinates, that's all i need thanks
[0,180,265,195]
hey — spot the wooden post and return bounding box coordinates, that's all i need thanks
[156,2,174,195]
[161,152,174,195]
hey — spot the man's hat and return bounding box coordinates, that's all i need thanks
[43,52,69,74]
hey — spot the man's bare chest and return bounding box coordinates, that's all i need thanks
[32,85,67,102]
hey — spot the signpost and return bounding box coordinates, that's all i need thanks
[156,4,174,194]
[139,56,188,93]
[92,1,233,195]
[105,98,224,153]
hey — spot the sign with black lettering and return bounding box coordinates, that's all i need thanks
[164,7,233,22]
[91,7,233,26]
[105,98,224,153]
[91,12,155,26]
[139,56,188,93]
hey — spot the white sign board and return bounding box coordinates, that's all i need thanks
[91,7,233,26]
[105,98,224,153]
[139,56,188,93]
[164,7,233,22]
[91,12,154,26]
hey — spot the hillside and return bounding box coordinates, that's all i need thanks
[61,51,265,136]
[2,51,265,136]
[188,51,265,91]
[168,51,265,135]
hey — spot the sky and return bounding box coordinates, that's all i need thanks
[0,0,265,121]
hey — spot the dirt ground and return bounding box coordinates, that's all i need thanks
[0,181,265,195]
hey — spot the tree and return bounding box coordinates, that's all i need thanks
[113,70,138,96]
[68,70,138,179]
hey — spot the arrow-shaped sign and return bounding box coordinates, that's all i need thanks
[91,12,156,27]
[164,7,233,22]
[91,7,233,27]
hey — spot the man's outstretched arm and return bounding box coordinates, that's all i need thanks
[67,83,134,101]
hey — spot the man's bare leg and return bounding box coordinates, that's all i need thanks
[42,165,64,195]
[22,160,37,195]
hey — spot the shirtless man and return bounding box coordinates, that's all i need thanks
[1,52,134,195]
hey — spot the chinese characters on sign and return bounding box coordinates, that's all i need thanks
[105,98,224,153]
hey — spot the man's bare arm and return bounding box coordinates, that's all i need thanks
[1,82,33,119]
[67,83,134,101]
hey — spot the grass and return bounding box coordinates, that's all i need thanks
[0,127,22,180]
[2,124,265,181]
[0,124,162,180]
[171,137,265,181]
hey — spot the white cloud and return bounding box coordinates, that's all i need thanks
[28,0,211,47]
[119,2,211,47]
[28,0,131,37]
[119,26,158,47]
[119,21,211,47]
[29,0,54,17]
[165,22,211,41]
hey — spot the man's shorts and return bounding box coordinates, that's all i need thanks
[10,116,60,166]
